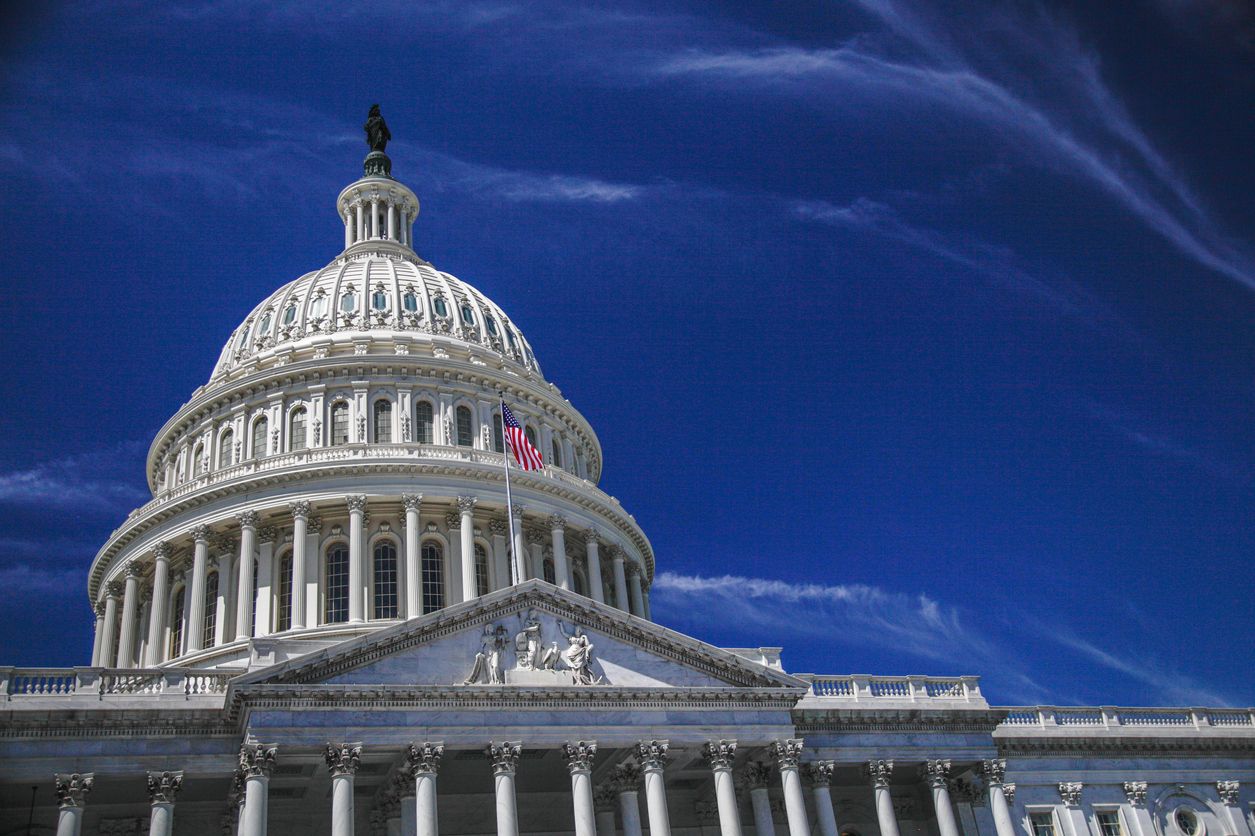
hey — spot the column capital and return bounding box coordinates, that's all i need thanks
[594,783,618,812]
[153,541,172,561]
[741,760,773,790]
[257,526,279,544]
[921,759,952,788]
[125,561,145,579]
[105,579,125,598]
[346,495,368,513]
[1122,781,1147,806]
[981,758,1006,785]
[702,739,737,771]
[1216,781,1240,805]
[237,510,260,529]
[805,760,836,787]
[405,741,444,775]
[239,739,278,778]
[1057,782,1083,806]
[489,518,510,536]
[211,533,237,554]
[402,494,423,512]
[511,503,525,518]
[289,500,311,520]
[190,524,211,543]
[771,738,805,770]
[635,739,669,771]
[1003,783,1017,805]
[488,741,522,775]
[612,762,642,792]
[325,742,362,776]
[446,511,462,531]
[307,515,323,535]
[457,495,479,514]
[582,527,600,546]
[94,599,108,617]
[563,740,598,773]
[54,773,93,808]
[549,513,567,531]
[146,770,184,804]
[864,759,894,788]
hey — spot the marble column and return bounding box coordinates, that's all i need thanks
[982,760,1016,836]
[564,741,599,836]
[53,773,93,836]
[595,784,619,836]
[614,763,644,836]
[403,495,423,617]
[743,762,777,836]
[186,525,210,652]
[347,495,367,622]
[146,770,183,836]
[490,520,510,591]
[806,762,838,836]
[510,505,527,582]
[1215,782,1251,836]
[1122,783,1154,836]
[865,760,899,836]
[459,496,479,600]
[255,528,276,636]
[774,740,811,836]
[355,202,364,241]
[388,203,398,240]
[703,740,743,836]
[289,502,310,630]
[923,761,960,836]
[583,529,605,603]
[400,774,417,836]
[326,743,362,836]
[611,550,629,611]
[406,742,443,836]
[550,514,571,589]
[90,600,107,666]
[144,543,172,666]
[344,210,354,249]
[636,740,672,836]
[628,569,645,617]
[116,563,143,668]
[488,742,522,836]
[304,517,322,625]
[235,511,259,639]
[100,581,123,666]
[371,198,380,238]
[238,740,277,836]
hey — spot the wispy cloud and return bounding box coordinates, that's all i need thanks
[1080,399,1246,479]
[0,442,149,512]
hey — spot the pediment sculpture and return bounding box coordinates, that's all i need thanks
[463,609,603,686]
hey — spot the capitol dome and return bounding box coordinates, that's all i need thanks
[87,120,653,672]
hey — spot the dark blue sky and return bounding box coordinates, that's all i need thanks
[0,0,1252,707]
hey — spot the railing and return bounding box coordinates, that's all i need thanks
[0,667,236,700]
[799,674,984,703]
[994,706,1255,730]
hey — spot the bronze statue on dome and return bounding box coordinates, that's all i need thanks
[364,104,391,152]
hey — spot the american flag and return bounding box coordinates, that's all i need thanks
[501,401,544,471]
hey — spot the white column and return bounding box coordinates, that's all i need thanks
[404,495,422,617]
[1215,783,1251,836]
[615,764,644,836]
[289,502,309,630]
[489,742,522,836]
[511,505,527,582]
[983,761,1016,836]
[584,530,604,602]
[550,515,571,589]
[99,582,122,665]
[446,512,465,606]
[347,496,367,623]
[704,740,743,836]
[490,520,509,591]
[326,743,362,836]
[400,775,417,836]
[406,743,443,836]
[459,496,479,600]
[355,202,364,242]
[371,199,380,238]
[744,762,777,836]
[866,760,899,836]
[807,762,837,836]
[344,210,354,249]
[564,741,599,836]
[214,550,235,645]
[1121,784,1154,836]
[388,203,398,240]
[235,511,259,639]
[612,551,629,611]
[629,569,645,616]
[90,600,106,666]
[924,761,961,836]
[146,771,183,836]
[774,741,811,836]
[399,207,409,246]
[596,784,619,836]
[116,564,142,667]
[238,741,276,836]
[255,528,275,637]
[636,740,672,836]
[305,517,322,625]
[186,526,210,652]
[1057,783,1089,836]
[144,543,172,665]
[53,773,92,836]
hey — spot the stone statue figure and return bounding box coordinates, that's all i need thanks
[513,609,544,670]
[558,621,600,685]
[364,104,391,152]
[463,624,509,685]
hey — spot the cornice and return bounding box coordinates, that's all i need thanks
[794,710,1005,734]
[996,737,1255,757]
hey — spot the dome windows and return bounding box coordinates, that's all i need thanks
[310,293,328,318]
[415,401,434,444]
[373,400,393,443]
[455,405,474,447]
[460,304,475,325]
[251,416,268,459]
[330,402,350,446]
[372,287,389,310]
[258,312,272,335]
[289,407,307,452]
[432,296,449,318]
[506,328,517,349]
[373,541,399,619]
[340,290,357,313]
[403,291,418,312]
[235,324,251,351]
[325,545,349,624]
[217,431,233,469]
[485,315,499,336]
[282,303,297,326]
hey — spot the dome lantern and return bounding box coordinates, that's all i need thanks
[336,105,420,253]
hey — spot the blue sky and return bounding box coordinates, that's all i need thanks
[0,0,1252,707]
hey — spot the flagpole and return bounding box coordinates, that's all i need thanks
[499,396,522,586]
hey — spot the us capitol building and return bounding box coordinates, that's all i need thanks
[0,110,1250,836]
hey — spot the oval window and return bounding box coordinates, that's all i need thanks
[460,304,475,325]
[340,291,357,313]
[282,303,297,325]
[403,292,418,312]
[258,313,272,334]
[485,316,498,335]
[1175,809,1200,836]
[372,290,388,310]
[433,297,448,318]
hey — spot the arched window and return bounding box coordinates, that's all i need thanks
[455,405,473,447]
[474,544,490,596]
[492,414,504,453]
[203,571,219,648]
[421,542,445,614]
[217,431,233,469]
[373,541,399,619]
[330,402,350,446]
[193,443,205,475]
[543,557,556,585]
[325,545,349,624]
[289,408,307,451]
[524,425,537,449]
[170,587,186,658]
[551,438,562,468]
[252,416,268,459]
[374,400,392,443]
[415,401,434,444]
[275,552,292,632]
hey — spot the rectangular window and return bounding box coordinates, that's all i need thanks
[331,404,350,446]
[275,554,292,632]
[1097,813,1123,836]
[1031,813,1057,836]
[456,406,473,447]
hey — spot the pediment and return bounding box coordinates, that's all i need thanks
[232,581,805,692]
